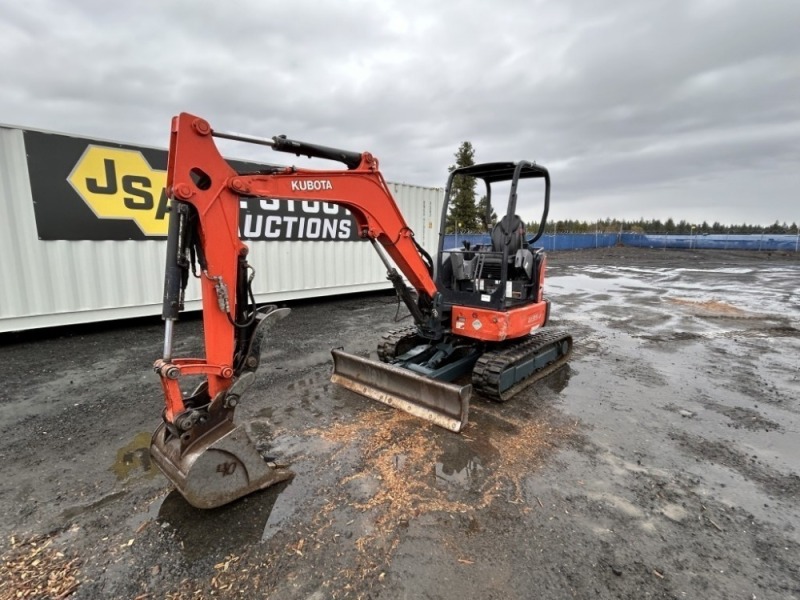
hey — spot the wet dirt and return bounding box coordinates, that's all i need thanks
[0,248,798,599]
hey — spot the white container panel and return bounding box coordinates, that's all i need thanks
[0,126,443,332]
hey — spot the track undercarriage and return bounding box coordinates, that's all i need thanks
[378,325,572,402]
[471,328,573,402]
[350,324,574,420]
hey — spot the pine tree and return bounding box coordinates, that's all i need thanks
[445,142,479,233]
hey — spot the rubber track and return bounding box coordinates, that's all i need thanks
[377,325,421,363]
[472,329,573,402]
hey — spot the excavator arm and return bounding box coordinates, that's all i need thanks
[150,113,465,508]
[160,112,444,417]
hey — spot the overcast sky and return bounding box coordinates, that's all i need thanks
[2,0,798,225]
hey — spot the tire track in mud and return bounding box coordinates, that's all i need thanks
[670,431,800,501]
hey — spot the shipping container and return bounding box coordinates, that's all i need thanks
[0,125,443,333]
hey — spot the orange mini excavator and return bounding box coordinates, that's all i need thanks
[150,113,572,508]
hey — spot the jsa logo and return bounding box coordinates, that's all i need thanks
[68,146,169,236]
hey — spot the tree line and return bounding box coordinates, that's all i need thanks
[530,218,800,235]
[443,142,798,236]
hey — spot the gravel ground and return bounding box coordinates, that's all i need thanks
[1,247,798,599]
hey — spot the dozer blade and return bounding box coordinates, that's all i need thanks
[330,349,471,433]
[150,419,293,509]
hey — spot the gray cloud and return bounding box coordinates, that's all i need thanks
[1,0,798,225]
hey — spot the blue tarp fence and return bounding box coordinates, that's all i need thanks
[443,233,800,252]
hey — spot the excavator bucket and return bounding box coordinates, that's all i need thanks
[330,349,472,433]
[150,419,293,509]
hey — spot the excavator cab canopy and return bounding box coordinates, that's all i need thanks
[448,161,549,184]
[441,160,550,244]
[436,160,551,312]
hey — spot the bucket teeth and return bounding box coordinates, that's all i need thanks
[330,349,471,433]
[150,420,293,509]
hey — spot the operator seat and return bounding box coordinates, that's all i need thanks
[488,214,539,288]
[491,214,526,254]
